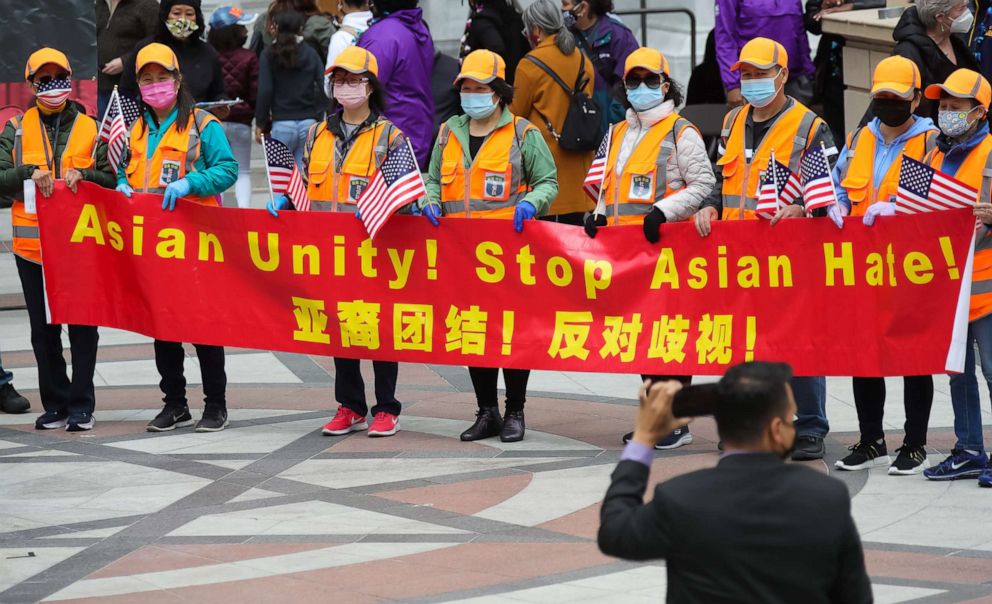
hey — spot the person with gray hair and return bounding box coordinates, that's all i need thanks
[891,0,978,120]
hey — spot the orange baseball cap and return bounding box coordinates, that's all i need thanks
[623,48,670,78]
[327,46,379,77]
[871,56,921,99]
[731,37,788,71]
[455,50,505,85]
[24,48,71,81]
[925,69,992,109]
[136,43,180,74]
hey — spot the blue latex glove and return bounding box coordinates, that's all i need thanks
[513,201,537,233]
[115,182,133,198]
[424,204,441,227]
[266,194,290,217]
[862,201,896,227]
[162,178,191,211]
[355,208,362,220]
[409,203,423,216]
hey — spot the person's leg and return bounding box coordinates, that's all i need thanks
[270,120,295,164]
[631,375,694,449]
[294,119,316,168]
[193,344,228,431]
[0,344,29,414]
[368,360,401,437]
[852,377,886,444]
[791,375,828,460]
[0,347,11,387]
[153,339,188,408]
[323,357,370,434]
[887,374,934,475]
[16,256,70,421]
[223,122,252,208]
[65,325,99,429]
[462,367,503,441]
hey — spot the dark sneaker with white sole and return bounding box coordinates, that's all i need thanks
[147,405,195,432]
[835,440,889,471]
[924,449,989,480]
[0,383,30,414]
[66,413,94,432]
[888,445,929,475]
[622,427,693,450]
[791,436,826,461]
[35,410,68,430]
[195,407,228,432]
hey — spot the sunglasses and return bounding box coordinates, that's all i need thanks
[624,74,663,90]
[36,74,70,85]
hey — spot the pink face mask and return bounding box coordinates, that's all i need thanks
[140,80,178,110]
[333,82,369,109]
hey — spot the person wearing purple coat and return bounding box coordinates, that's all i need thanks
[715,0,816,108]
[359,0,435,167]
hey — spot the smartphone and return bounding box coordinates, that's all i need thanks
[671,383,720,417]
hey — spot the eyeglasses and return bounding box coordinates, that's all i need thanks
[624,74,663,90]
[332,77,369,86]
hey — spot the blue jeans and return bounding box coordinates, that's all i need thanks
[792,376,828,438]
[270,119,316,169]
[0,347,12,387]
[949,313,992,453]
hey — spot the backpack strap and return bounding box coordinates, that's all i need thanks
[525,55,574,96]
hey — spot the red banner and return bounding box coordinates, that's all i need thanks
[39,182,974,376]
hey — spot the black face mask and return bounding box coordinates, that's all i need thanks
[873,99,913,127]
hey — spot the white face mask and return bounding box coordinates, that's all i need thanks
[950,9,974,33]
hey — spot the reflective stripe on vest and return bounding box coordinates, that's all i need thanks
[839,126,935,216]
[305,120,395,209]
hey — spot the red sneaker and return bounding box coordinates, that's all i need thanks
[322,406,368,435]
[368,412,399,437]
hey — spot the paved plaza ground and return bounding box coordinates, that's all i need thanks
[2,208,992,603]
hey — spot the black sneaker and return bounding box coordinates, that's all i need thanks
[889,445,930,475]
[66,412,95,432]
[35,410,67,430]
[147,405,195,432]
[835,440,889,471]
[622,427,693,450]
[195,407,228,432]
[791,435,826,461]
[0,383,29,414]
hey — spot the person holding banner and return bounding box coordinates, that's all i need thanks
[832,56,938,475]
[917,69,992,485]
[694,37,837,461]
[421,49,559,442]
[268,45,410,438]
[116,43,238,433]
[0,48,115,431]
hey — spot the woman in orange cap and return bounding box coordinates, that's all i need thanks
[0,48,115,432]
[419,48,558,443]
[268,45,412,439]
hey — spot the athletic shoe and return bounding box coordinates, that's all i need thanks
[791,436,826,461]
[66,413,95,432]
[322,406,368,436]
[979,468,992,488]
[195,407,228,432]
[835,440,889,471]
[621,427,693,450]
[0,383,30,414]
[35,410,67,430]
[147,405,195,432]
[923,449,989,481]
[368,412,399,437]
[888,445,929,475]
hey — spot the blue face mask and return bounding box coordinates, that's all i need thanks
[741,75,780,108]
[627,83,665,112]
[461,92,498,120]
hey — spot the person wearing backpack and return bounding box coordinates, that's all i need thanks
[324,0,372,96]
[512,0,597,224]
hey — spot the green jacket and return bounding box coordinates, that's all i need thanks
[423,107,559,216]
[0,102,116,195]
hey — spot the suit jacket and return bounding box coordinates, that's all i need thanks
[598,453,873,604]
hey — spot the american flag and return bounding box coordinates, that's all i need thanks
[263,136,309,211]
[98,89,141,176]
[755,156,801,219]
[582,130,611,200]
[896,155,977,214]
[357,139,426,238]
[799,144,839,213]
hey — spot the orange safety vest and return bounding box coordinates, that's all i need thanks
[600,114,696,225]
[10,107,97,264]
[437,116,535,219]
[124,109,220,206]
[303,119,399,211]
[718,99,821,220]
[839,126,936,217]
[928,136,992,321]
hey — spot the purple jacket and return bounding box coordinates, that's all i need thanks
[573,15,640,93]
[715,0,815,91]
[359,9,435,167]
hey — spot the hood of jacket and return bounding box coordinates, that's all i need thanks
[371,9,432,45]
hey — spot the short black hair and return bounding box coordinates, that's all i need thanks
[584,0,615,17]
[370,0,419,15]
[207,23,248,52]
[713,362,793,446]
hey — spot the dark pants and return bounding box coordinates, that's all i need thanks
[642,375,692,386]
[16,256,99,416]
[154,340,226,409]
[539,212,585,226]
[852,376,933,447]
[97,90,113,123]
[469,367,530,412]
[334,358,400,416]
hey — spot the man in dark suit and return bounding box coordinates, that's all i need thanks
[598,362,873,603]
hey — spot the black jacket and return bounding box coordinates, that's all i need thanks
[598,454,873,604]
[460,3,529,85]
[96,0,160,92]
[893,6,980,120]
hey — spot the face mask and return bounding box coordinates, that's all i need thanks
[939,107,978,137]
[461,92,498,120]
[35,78,72,111]
[950,9,974,33]
[140,80,178,110]
[166,18,199,39]
[627,83,665,112]
[873,98,913,127]
[741,75,781,108]
[562,9,576,29]
[333,82,369,109]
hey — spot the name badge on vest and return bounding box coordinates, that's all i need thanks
[483,172,507,200]
[159,159,182,187]
[348,177,369,202]
[629,174,655,202]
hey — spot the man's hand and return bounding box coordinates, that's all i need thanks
[31,169,54,198]
[101,57,124,75]
[814,3,853,19]
[726,88,744,108]
[976,204,992,225]
[770,203,804,226]
[632,380,687,447]
[210,105,231,120]
[255,127,265,144]
[694,206,718,237]
[64,168,84,193]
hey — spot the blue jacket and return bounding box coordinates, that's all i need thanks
[571,15,640,128]
[936,122,992,177]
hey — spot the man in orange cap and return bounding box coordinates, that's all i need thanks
[0,48,116,431]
